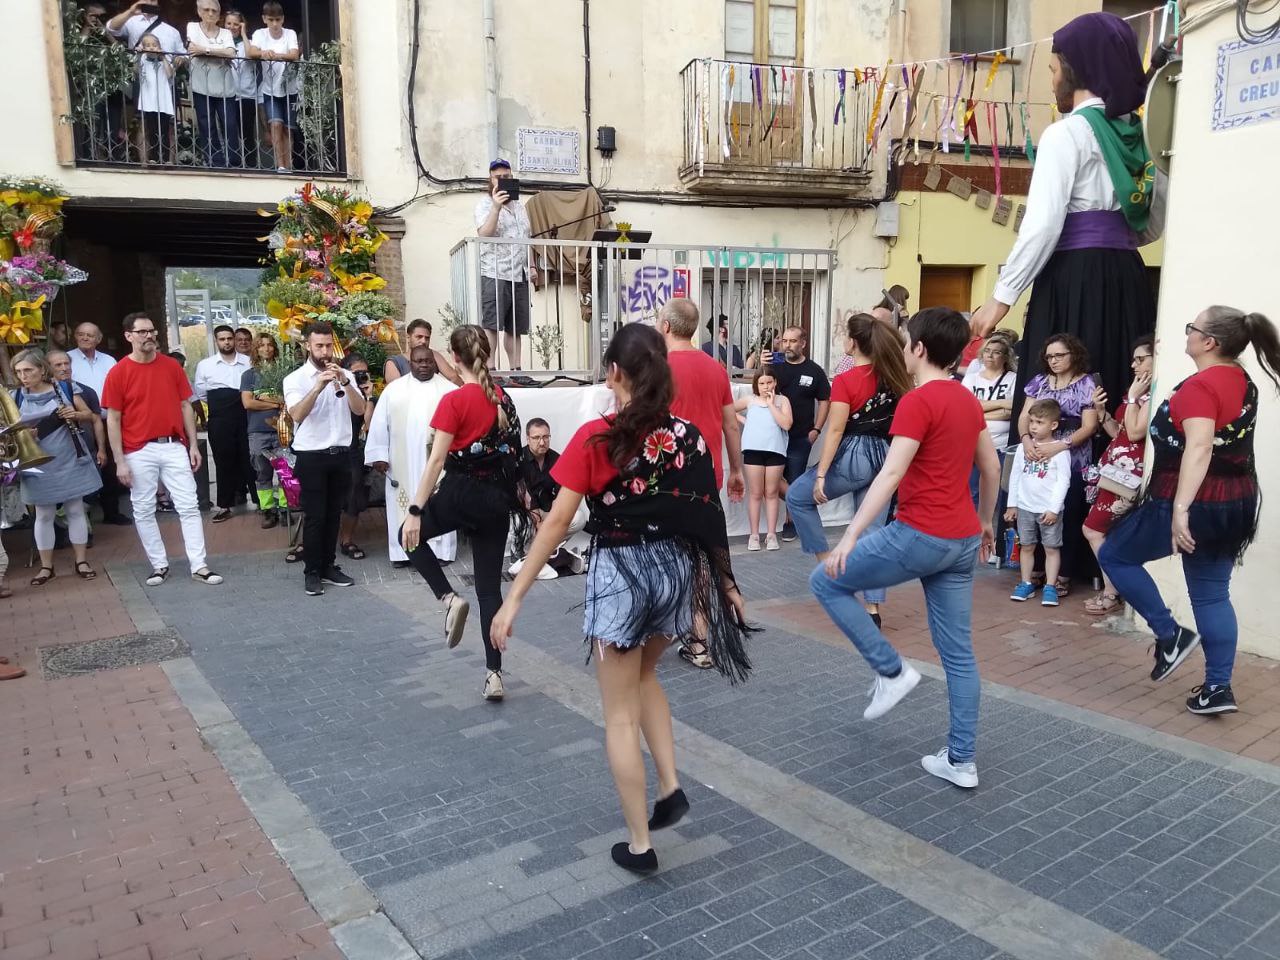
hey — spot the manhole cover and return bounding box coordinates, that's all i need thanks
[41,629,190,679]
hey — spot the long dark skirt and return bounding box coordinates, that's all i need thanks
[1010,247,1156,426]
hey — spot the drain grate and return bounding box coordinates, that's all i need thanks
[40,629,190,679]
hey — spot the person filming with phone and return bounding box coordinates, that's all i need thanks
[107,2,184,56]
[475,159,539,371]
[283,322,367,598]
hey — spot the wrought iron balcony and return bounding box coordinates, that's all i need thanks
[65,48,345,177]
[680,58,876,198]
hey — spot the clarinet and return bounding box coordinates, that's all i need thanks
[53,384,91,460]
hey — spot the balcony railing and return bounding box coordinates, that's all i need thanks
[449,236,837,376]
[680,58,876,197]
[65,49,345,176]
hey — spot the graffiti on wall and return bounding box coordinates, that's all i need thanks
[624,265,672,319]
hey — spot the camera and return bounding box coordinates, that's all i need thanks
[353,370,370,385]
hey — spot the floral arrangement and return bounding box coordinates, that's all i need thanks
[0,176,69,259]
[258,182,399,355]
[5,253,87,301]
[0,273,48,346]
[532,323,564,370]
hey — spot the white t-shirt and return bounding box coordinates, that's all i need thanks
[185,23,236,98]
[136,53,175,115]
[961,366,1015,450]
[251,28,301,98]
[231,38,262,101]
[108,14,183,54]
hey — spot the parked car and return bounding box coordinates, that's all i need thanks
[179,314,205,327]
[245,314,270,326]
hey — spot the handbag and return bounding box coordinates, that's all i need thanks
[1097,460,1143,505]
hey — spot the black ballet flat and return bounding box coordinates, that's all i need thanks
[611,842,658,873]
[648,788,689,831]
[871,612,883,629]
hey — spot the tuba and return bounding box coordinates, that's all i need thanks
[0,387,54,470]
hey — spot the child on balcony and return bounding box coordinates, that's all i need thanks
[135,33,175,165]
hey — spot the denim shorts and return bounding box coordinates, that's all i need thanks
[583,543,693,649]
[262,94,297,126]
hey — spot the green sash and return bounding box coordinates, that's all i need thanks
[1078,106,1155,234]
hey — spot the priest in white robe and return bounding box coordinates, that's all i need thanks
[365,345,458,564]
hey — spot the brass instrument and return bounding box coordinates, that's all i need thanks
[0,387,54,470]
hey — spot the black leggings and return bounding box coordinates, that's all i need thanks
[401,472,511,671]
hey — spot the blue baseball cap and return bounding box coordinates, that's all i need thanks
[488,158,512,171]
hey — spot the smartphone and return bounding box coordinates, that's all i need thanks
[138,3,161,15]
[496,177,521,202]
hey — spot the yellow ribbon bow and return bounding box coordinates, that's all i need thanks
[267,299,310,340]
[0,296,43,344]
[333,268,387,294]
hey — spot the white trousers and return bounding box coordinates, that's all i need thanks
[125,442,208,574]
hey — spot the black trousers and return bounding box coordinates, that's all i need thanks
[98,441,127,520]
[400,473,511,671]
[296,449,352,576]
[207,411,253,509]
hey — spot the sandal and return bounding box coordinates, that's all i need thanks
[340,542,366,560]
[679,640,714,670]
[30,567,55,586]
[1085,593,1122,616]
[75,561,97,581]
[285,544,304,564]
[1054,577,1072,598]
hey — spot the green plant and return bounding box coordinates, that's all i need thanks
[532,323,564,370]
[295,42,343,173]
[248,355,297,398]
[436,303,464,336]
[338,291,396,324]
[59,1,135,125]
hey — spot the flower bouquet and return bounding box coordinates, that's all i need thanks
[0,261,55,345]
[5,252,87,301]
[0,176,69,259]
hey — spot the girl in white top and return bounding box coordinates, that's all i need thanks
[961,335,1016,450]
[135,33,174,164]
[186,0,238,167]
[733,365,792,551]
[249,1,302,173]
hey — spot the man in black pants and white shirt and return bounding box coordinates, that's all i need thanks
[194,325,253,522]
[283,322,366,596]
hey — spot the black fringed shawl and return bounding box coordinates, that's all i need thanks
[585,415,753,683]
[1146,372,1260,562]
[445,389,531,544]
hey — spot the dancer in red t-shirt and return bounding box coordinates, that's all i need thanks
[809,308,1000,789]
[491,323,750,874]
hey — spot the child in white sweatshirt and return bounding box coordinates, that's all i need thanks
[1004,398,1072,606]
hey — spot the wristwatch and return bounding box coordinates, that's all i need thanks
[408,503,424,517]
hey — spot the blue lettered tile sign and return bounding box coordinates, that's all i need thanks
[1214,36,1280,131]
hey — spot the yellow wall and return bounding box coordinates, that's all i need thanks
[886,188,1163,333]
[1145,0,1280,661]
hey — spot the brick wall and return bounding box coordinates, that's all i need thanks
[898,161,1033,196]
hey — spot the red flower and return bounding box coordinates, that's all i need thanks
[629,477,647,495]
[301,182,315,204]
[642,428,677,463]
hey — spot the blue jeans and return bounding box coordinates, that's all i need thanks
[810,521,982,761]
[1099,500,1238,687]
[193,93,240,168]
[784,435,812,484]
[787,435,889,604]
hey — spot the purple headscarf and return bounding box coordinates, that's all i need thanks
[1052,12,1148,118]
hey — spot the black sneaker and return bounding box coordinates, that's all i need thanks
[321,565,355,587]
[780,521,797,542]
[210,507,232,523]
[305,573,325,596]
[1150,625,1201,682]
[1187,684,1238,716]
[260,510,279,530]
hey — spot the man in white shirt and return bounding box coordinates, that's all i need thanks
[283,322,366,597]
[69,322,129,524]
[106,1,184,54]
[194,325,253,522]
[475,159,539,370]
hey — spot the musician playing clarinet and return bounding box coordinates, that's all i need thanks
[283,321,366,598]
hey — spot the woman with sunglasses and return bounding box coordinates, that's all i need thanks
[1080,336,1153,615]
[1015,334,1100,601]
[1100,309,1279,716]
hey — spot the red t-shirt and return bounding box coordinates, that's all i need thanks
[830,365,877,410]
[960,335,985,369]
[551,418,618,496]
[890,379,986,539]
[669,349,731,485]
[100,355,194,455]
[431,383,502,450]
[1169,365,1247,431]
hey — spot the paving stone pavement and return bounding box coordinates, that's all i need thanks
[136,547,1280,960]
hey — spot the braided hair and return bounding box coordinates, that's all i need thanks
[449,324,509,429]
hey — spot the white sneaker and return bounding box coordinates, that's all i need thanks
[483,670,505,701]
[747,535,761,551]
[508,558,525,576]
[565,548,587,575]
[921,746,979,788]
[765,534,780,551]
[535,564,559,580]
[863,664,921,720]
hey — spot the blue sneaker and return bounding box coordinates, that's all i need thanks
[1041,584,1060,607]
[1010,581,1036,602]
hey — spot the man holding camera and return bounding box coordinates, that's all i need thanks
[283,322,367,597]
[475,159,538,370]
[107,2,184,55]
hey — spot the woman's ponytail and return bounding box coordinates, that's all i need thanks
[1244,312,1280,393]
[450,324,509,429]
[1200,306,1280,393]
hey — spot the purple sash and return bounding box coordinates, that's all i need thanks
[1056,210,1138,252]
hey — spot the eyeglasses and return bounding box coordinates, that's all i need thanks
[1132,353,1152,362]
[1185,323,1210,338]
[129,328,157,337]
[1044,352,1071,360]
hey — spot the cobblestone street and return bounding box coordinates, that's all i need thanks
[3,515,1280,959]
